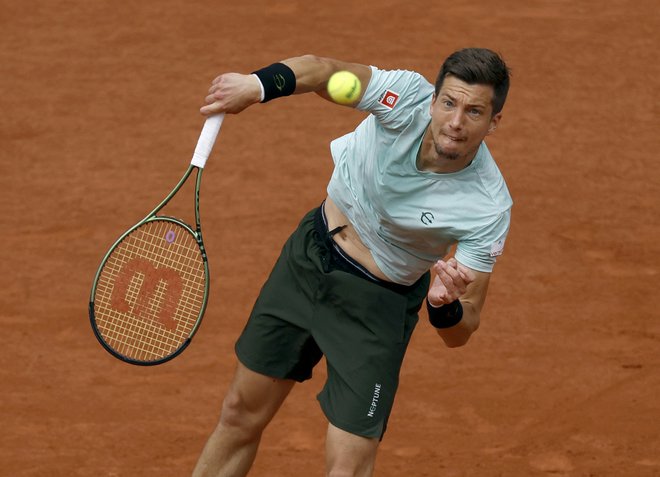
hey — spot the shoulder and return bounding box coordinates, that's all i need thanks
[357,67,434,129]
[472,142,513,211]
[453,146,513,273]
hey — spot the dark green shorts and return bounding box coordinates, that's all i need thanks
[235,205,430,438]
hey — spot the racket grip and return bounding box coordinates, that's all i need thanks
[191,114,225,168]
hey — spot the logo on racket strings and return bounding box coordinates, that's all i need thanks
[165,230,176,243]
[110,258,183,331]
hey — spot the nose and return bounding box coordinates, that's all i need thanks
[449,109,464,130]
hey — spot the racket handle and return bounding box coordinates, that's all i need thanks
[191,114,225,168]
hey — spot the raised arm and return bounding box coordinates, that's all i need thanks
[200,55,372,115]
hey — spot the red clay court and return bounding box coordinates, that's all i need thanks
[1,1,659,475]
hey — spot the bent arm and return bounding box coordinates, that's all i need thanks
[436,269,490,348]
[427,259,491,348]
[281,55,372,103]
[201,55,372,115]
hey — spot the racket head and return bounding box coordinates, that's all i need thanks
[89,217,209,365]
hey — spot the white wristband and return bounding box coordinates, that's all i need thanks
[252,73,265,102]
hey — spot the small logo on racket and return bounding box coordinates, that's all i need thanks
[165,230,176,244]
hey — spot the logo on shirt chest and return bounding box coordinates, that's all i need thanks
[420,211,435,225]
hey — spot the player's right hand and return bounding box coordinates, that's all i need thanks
[200,73,262,115]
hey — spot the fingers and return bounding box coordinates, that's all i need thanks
[427,274,450,307]
[432,259,474,302]
[199,73,261,116]
[436,261,466,297]
[447,258,476,283]
[200,76,228,115]
[200,93,221,115]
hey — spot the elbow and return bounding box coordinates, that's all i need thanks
[438,317,480,348]
[298,54,333,70]
[297,54,342,76]
[444,338,468,349]
[442,333,472,348]
[297,53,322,63]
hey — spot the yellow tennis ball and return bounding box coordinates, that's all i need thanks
[327,71,362,105]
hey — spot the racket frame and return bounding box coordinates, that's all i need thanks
[89,113,225,366]
[89,115,223,365]
[89,165,209,365]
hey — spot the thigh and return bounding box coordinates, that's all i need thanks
[235,208,324,382]
[325,422,379,477]
[222,361,296,430]
[314,270,430,439]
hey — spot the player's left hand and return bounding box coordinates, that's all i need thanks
[427,258,476,307]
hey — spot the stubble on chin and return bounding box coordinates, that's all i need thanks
[434,143,461,161]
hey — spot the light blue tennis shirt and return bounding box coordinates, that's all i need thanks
[327,66,513,285]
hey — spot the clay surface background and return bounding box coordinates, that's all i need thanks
[1,1,658,475]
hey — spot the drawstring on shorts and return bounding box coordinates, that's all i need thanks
[312,202,416,295]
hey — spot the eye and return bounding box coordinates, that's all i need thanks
[469,108,482,116]
[442,100,454,108]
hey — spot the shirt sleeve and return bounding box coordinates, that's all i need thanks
[356,66,434,131]
[455,209,512,273]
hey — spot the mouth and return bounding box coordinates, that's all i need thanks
[441,132,466,142]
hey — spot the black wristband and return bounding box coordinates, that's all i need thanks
[427,299,463,329]
[251,63,296,103]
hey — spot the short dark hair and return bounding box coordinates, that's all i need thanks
[435,48,511,115]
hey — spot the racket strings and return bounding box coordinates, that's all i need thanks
[93,219,207,362]
[97,242,201,357]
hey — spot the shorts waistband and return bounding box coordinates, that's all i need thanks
[312,203,418,295]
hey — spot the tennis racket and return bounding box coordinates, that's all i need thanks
[89,114,225,365]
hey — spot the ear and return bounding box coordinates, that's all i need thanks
[486,112,502,136]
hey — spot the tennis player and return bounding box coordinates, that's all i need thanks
[193,48,512,477]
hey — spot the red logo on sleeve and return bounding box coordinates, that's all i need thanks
[378,90,400,109]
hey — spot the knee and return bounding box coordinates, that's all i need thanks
[326,445,377,477]
[219,390,251,429]
[217,388,268,441]
[325,425,378,477]
[327,465,374,477]
[326,470,353,477]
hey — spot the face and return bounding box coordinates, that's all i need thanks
[428,75,501,164]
